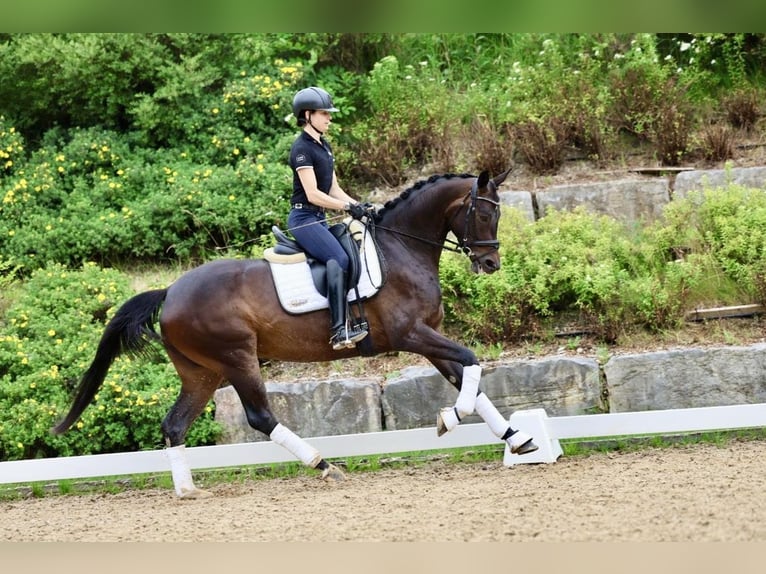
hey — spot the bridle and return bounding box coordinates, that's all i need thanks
[370,178,501,263]
[452,178,501,260]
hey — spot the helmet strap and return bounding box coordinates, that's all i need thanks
[304,110,324,137]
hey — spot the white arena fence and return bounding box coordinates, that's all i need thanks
[1,403,765,486]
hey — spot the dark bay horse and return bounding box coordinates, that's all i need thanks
[52,169,538,498]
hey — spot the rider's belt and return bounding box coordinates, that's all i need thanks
[292,203,325,214]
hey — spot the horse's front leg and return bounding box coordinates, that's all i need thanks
[428,356,539,456]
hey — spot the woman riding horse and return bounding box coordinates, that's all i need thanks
[53,163,539,498]
[287,86,369,350]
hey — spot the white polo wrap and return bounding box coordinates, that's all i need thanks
[454,364,481,417]
[270,423,322,467]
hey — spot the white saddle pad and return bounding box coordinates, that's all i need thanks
[266,223,384,315]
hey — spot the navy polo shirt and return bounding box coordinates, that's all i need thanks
[289,131,335,205]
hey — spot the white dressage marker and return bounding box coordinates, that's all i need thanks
[504,403,766,466]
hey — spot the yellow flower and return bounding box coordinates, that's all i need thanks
[48,329,56,336]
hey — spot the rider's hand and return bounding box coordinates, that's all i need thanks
[346,202,367,220]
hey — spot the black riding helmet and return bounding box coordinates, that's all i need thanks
[292,87,339,126]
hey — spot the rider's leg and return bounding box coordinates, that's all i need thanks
[327,259,367,349]
[287,212,368,350]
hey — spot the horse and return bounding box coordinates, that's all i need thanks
[52,169,538,498]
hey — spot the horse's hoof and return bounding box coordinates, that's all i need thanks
[321,463,346,482]
[512,438,539,455]
[177,487,213,499]
[436,412,448,437]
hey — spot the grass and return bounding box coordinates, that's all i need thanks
[2,429,764,501]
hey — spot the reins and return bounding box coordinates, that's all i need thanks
[372,179,500,260]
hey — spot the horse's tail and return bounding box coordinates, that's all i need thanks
[51,288,168,435]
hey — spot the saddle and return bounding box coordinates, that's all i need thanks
[267,221,362,296]
[264,219,384,315]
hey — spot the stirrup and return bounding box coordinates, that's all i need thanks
[330,326,368,350]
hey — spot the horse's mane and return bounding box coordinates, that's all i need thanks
[372,173,474,223]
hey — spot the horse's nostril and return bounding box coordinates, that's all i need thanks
[483,258,500,273]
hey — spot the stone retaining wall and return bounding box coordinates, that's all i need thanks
[499,165,766,221]
[214,343,766,443]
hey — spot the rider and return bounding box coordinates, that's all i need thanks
[287,86,369,351]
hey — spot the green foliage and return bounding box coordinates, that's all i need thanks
[0,127,291,270]
[344,54,454,185]
[441,204,708,344]
[659,184,766,305]
[0,263,220,461]
[0,115,25,176]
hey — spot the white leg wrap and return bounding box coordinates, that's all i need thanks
[474,392,509,438]
[454,364,481,418]
[165,445,196,497]
[438,406,461,433]
[270,423,322,468]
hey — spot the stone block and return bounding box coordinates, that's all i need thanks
[499,190,536,221]
[535,178,670,223]
[604,344,766,412]
[674,166,766,199]
[381,358,602,431]
[214,378,382,444]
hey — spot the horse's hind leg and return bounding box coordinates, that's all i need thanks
[161,346,223,499]
[223,358,345,482]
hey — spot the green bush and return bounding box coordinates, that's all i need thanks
[0,262,220,460]
[659,184,766,305]
[0,127,291,271]
[441,205,705,344]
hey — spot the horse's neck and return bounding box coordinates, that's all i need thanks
[378,189,458,265]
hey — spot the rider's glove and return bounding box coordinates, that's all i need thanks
[346,202,367,220]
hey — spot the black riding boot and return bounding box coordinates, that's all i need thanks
[327,259,368,350]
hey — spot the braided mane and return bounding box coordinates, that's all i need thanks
[372,173,474,223]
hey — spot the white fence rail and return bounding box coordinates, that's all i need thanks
[2,403,765,485]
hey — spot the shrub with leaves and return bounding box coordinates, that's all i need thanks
[441,205,705,344]
[0,262,220,460]
[0,127,292,271]
[659,184,766,306]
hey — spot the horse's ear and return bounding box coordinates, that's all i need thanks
[492,166,513,187]
[477,170,490,189]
